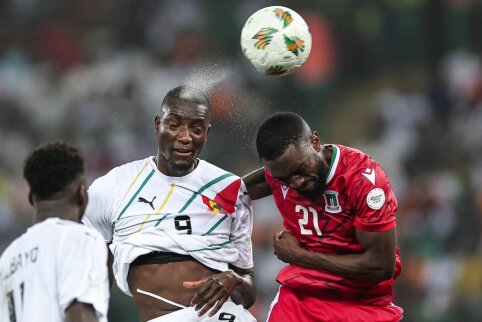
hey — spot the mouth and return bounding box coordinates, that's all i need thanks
[173,148,193,157]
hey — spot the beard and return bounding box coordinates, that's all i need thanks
[168,157,198,176]
[298,157,328,200]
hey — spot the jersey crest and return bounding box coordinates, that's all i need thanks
[323,190,342,213]
[202,179,241,214]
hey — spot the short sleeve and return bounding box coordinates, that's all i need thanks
[352,163,398,232]
[230,181,254,269]
[57,228,109,320]
[82,172,116,243]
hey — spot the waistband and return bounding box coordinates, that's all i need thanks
[131,251,193,266]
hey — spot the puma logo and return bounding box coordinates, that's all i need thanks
[138,196,156,210]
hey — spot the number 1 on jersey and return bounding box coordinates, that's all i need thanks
[296,205,322,236]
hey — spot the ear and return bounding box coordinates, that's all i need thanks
[207,124,211,136]
[154,115,161,133]
[310,131,321,152]
[28,191,34,206]
[78,185,88,206]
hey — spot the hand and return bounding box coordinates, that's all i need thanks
[183,270,242,317]
[273,230,303,263]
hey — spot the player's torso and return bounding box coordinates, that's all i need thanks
[0,220,68,322]
[273,177,363,254]
[111,159,242,243]
[268,145,370,254]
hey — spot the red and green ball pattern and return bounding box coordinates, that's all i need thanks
[266,65,288,75]
[251,27,279,49]
[273,8,293,28]
[251,9,306,56]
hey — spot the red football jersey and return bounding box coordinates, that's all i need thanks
[265,144,402,306]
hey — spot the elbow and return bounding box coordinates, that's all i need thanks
[245,293,256,309]
[371,262,396,282]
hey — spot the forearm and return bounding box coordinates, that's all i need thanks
[242,168,272,200]
[65,302,98,322]
[229,268,256,308]
[293,248,394,281]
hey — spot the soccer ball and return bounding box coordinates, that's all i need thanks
[240,6,312,77]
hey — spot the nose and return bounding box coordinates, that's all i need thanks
[289,175,305,190]
[177,125,192,143]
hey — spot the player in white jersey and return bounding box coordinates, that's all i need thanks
[0,142,110,322]
[83,86,256,322]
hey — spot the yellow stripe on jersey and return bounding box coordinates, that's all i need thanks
[137,183,175,232]
[113,159,150,216]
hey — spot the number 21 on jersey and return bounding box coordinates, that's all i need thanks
[296,205,322,236]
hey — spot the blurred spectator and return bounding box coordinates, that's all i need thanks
[0,1,481,321]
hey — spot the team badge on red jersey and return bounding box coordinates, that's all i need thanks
[323,190,342,213]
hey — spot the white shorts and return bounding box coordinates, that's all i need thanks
[147,299,257,322]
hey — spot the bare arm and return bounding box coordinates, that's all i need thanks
[183,266,256,317]
[273,228,397,281]
[242,167,272,200]
[229,265,256,308]
[107,245,114,288]
[65,301,99,322]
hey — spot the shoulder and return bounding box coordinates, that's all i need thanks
[197,160,239,180]
[89,157,153,191]
[337,146,395,205]
[54,220,105,243]
[0,236,21,265]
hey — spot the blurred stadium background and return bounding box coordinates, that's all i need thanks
[0,0,481,321]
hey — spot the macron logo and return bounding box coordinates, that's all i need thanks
[281,185,290,199]
[361,168,376,185]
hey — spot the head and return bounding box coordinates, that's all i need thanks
[256,112,328,199]
[155,85,211,176]
[23,142,87,221]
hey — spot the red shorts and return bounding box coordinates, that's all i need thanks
[267,286,403,322]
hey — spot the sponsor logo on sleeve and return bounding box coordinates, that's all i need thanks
[361,168,376,185]
[281,185,290,199]
[367,188,385,210]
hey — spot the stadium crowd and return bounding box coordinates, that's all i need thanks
[0,0,481,321]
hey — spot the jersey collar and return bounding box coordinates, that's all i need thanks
[324,144,340,184]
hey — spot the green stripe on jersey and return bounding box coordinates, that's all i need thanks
[202,214,228,236]
[327,145,338,176]
[186,240,232,252]
[116,169,155,220]
[154,172,235,227]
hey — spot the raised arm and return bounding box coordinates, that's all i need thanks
[242,167,272,200]
[273,228,397,281]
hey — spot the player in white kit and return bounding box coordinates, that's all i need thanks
[0,142,110,322]
[83,86,256,322]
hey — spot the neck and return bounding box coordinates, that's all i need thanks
[320,145,333,168]
[155,154,198,177]
[33,200,79,223]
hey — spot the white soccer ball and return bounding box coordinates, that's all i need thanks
[240,6,312,77]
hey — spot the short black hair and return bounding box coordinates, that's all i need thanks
[23,142,84,200]
[161,85,211,117]
[256,112,310,161]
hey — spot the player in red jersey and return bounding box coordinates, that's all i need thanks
[244,112,403,322]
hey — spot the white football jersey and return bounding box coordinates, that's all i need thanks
[83,157,253,296]
[0,218,109,322]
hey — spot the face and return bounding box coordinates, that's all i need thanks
[264,134,328,199]
[155,97,211,176]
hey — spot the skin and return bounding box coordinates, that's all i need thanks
[65,301,99,322]
[243,130,397,281]
[30,175,99,321]
[125,96,255,321]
